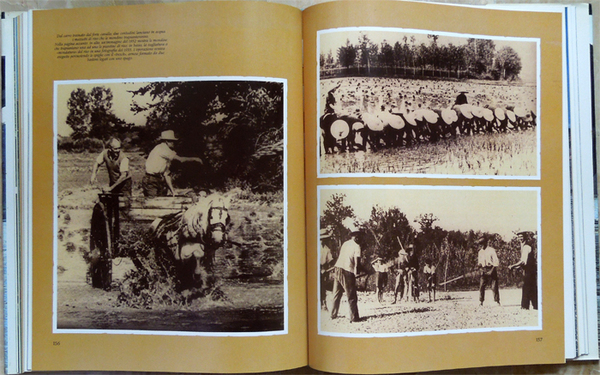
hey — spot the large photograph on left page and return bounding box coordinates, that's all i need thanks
[53,77,288,335]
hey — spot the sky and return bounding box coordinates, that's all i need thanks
[319,186,539,240]
[319,27,539,83]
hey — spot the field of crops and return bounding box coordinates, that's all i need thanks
[319,77,538,176]
[320,130,537,176]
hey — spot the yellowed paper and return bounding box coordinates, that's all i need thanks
[32,2,306,372]
[304,1,564,373]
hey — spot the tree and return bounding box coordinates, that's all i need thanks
[427,34,440,76]
[447,43,466,78]
[393,41,404,75]
[66,88,92,139]
[357,33,378,74]
[320,194,355,250]
[326,51,335,67]
[379,39,394,74]
[465,38,496,77]
[66,86,127,141]
[362,206,414,263]
[494,46,522,80]
[414,213,446,268]
[130,81,284,192]
[337,39,357,70]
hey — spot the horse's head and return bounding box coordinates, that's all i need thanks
[205,196,231,246]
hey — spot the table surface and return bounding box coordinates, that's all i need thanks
[0,0,598,374]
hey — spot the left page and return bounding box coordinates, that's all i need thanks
[31,2,306,372]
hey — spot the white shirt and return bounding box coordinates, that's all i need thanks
[335,238,361,274]
[478,246,499,268]
[520,244,532,264]
[424,264,436,275]
[145,142,177,175]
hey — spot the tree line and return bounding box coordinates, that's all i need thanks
[321,34,523,81]
[321,194,533,291]
[60,81,284,193]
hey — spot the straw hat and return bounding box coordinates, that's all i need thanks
[159,130,179,141]
[342,217,360,233]
[331,119,350,140]
[320,228,332,239]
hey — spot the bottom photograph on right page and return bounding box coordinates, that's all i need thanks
[317,185,541,336]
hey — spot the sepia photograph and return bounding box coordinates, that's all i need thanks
[53,77,287,335]
[318,186,540,336]
[318,28,539,178]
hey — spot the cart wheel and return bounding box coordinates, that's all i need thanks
[89,202,113,290]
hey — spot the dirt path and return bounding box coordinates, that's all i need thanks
[320,288,538,335]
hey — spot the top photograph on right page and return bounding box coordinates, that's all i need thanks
[317,27,540,179]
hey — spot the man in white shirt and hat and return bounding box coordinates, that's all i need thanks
[477,235,501,306]
[330,222,362,323]
[142,130,203,197]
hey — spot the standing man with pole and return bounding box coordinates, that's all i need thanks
[393,239,409,304]
[477,235,501,306]
[330,222,362,323]
[509,231,537,310]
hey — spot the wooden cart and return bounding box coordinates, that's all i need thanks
[88,193,193,290]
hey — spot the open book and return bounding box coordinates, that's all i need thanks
[2,0,598,373]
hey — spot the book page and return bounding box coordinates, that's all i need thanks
[303,1,564,373]
[31,1,306,372]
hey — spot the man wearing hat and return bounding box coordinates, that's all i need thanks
[330,224,362,323]
[90,136,131,196]
[405,244,420,302]
[142,130,203,197]
[320,228,335,311]
[455,91,468,105]
[477,235,501,306]
[371,256,389,304]
[393,246,409,304]
[509,232,537,310]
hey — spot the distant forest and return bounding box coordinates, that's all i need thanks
[320,33,523,81]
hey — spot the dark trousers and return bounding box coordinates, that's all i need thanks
[320,271,331,307]
[521,271,538,310]
[479,267,499,303]
[142,173,167,197]
[330,267,360,322]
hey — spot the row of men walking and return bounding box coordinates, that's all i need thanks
[320,227,538,323]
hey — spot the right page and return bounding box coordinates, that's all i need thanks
[303,1,564,373]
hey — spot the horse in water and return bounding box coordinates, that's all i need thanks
[152,193,231,290]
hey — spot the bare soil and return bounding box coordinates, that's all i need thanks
[320,288,539,335]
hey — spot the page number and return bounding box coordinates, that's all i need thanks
[536,337,543,342]
[52,341,60,346]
